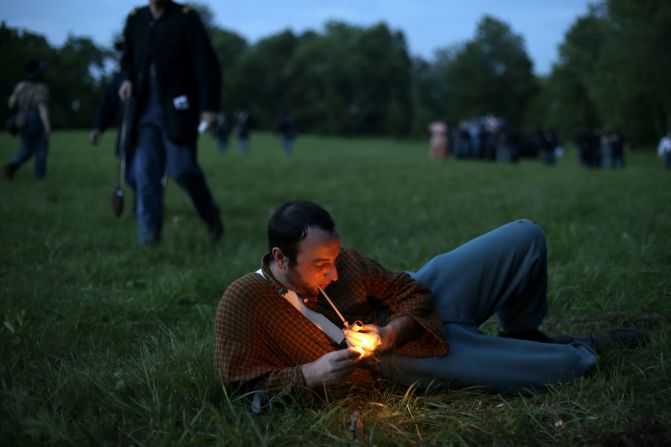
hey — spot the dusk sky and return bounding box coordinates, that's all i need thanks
[1,0,594,74]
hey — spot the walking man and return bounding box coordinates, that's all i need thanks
[4,59,51,180]
[119,0,223,244]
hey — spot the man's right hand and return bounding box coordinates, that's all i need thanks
[301,349,359,388]
[118,80,132,102]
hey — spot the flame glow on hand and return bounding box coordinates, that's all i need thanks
[347,330,381,359]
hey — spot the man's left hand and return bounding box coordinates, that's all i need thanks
[344,316,417,358]
[200,111,217,131]
[344,324,380,359]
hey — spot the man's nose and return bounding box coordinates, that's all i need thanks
[326,264,338,282]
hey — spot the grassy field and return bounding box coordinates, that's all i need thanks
[1,130,670,446]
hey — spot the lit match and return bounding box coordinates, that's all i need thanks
[317,287,381,359]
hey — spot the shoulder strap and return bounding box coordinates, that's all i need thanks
[255,269,345,344]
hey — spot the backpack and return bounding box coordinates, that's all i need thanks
[9,81,46,137]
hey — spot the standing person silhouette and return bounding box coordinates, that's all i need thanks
[234,108,252,154]
[657,131,671,170]
[428,121,448,160]
[4,59,51,180]
[276,113,296,156]
[118,0,224,244]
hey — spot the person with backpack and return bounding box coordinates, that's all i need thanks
[4,59,51,180]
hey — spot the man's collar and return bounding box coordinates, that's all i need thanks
[260,254,320,304]
[260,254,289,296]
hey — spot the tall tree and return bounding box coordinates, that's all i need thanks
[597,0,671,141]
[259,21,413,136]
[543,10,607,139]
[409,55,444,136]
[237,30,299,125]
[544,0,671,145]
[54,35,109,128]
[209,28,248,110]
[282,24,355,134]
[433,16,536,127]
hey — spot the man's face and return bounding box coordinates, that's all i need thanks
[285,227,340,296]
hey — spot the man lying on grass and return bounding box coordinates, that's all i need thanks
[214,200,647,406]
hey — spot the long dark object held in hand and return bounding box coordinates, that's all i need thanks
[112,100,132,217]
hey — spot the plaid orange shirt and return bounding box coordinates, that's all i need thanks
[214,247,449,398]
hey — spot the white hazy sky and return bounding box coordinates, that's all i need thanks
[1,0,594,74]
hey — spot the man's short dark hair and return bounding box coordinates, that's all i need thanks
[267,200,336,263]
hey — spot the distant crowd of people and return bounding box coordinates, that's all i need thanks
[425,115,671,170]
[428,114,563,165]
[575,127,627,169]
[211,110,296,156]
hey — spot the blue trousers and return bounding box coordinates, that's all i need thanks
[131,77,219,243]
[378,220,597,393]
[282,136,293,156]
[238,136,250,154]
[217,136,229,153]
[9,135,48,179]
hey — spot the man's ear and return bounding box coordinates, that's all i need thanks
[271,247,288,269]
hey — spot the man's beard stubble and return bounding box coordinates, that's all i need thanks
[284,267,319,297]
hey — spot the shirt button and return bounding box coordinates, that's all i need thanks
[303,298,309,303]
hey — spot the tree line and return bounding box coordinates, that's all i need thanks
[1,0,669,145]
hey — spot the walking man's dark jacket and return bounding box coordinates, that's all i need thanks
[121,1,221,146]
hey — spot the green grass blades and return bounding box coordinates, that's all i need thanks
[1,131,670,445]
